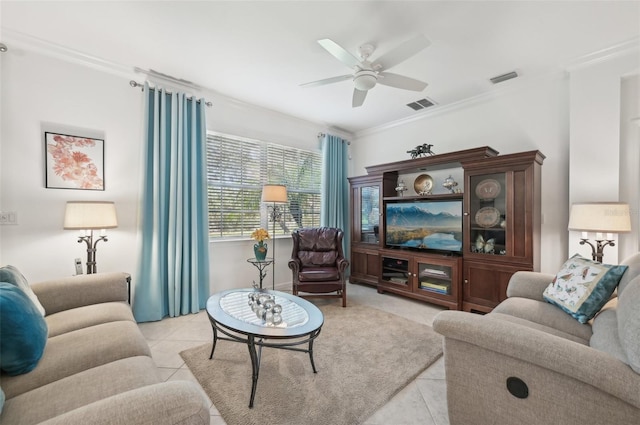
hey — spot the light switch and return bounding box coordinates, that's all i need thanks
[0,211,17,225]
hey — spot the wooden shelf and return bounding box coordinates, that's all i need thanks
[384,193,463,202]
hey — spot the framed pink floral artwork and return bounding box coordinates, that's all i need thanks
[45,132,105,190]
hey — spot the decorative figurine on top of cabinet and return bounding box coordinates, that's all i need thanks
[407,143,435,159]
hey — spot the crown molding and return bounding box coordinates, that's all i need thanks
[2,28,352,141]
[3,28,137,80]
[563,37,640,72]
[354,70,567,139]
[354,38,640,139]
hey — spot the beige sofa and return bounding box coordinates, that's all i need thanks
[433,253,640,425]
[0,272,210,425]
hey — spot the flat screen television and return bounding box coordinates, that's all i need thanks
[385,199,463,253]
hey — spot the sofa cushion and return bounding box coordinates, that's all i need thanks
[492,297,593,341]
[0,356,160,425]
[590,307,628,364]
[543,254,627,323]
[45,302,135,337]
[0,283,48,375]
[31,272,129,316]
[298,266,340,282]
[0,320,150,399]
[298,251,339,267]
[0,265,45,315]
[617,275,640,373]
[490,312,590,345]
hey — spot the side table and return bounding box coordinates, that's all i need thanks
[246,258,273,289]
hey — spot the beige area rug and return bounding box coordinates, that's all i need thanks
[180,302,443,425]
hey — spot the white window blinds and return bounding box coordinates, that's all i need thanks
[206,132,321,239]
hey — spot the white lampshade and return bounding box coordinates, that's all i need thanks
[64,201,118,229]
[568,202,631,233]
[261,185,288,203]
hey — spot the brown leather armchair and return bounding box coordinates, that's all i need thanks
[288,227,349,307]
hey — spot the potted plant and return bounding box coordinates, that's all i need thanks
[251,228,270,261]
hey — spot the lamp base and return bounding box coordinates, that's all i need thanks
[579,238,615,263]
[77,230,108,274]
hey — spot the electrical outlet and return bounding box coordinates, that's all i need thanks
[0,211,17,225]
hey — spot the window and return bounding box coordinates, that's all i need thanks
[206,132,322,239]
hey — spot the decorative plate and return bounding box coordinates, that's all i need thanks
[414,174,434,195]
[475,207,501,228]
[475,179,502,200]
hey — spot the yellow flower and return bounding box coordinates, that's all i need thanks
[251,228,270,243]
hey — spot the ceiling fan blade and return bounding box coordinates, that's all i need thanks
[318,39,361,69]
[373,34,430,71]
[378,72,428,91]
[300,74,352,88]
[352,88,367,108]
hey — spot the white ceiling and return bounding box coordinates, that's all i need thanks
[2,1,639,134]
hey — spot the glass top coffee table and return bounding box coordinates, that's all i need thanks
[206,288,324,408]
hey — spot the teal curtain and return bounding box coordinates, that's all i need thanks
[321,134,350,262]
[133,82,210,322]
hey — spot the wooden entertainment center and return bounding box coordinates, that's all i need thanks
[348,146,544,312]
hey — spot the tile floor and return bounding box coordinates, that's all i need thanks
[137,282,449,425]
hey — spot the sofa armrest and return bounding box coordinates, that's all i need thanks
[505,271,554,301]
[433,310,640,409]
[38,381,210,425]
[31,272,130,315]
[337,257,349,273]
[288,258,301,272]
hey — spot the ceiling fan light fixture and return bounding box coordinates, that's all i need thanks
[353,72,377,91]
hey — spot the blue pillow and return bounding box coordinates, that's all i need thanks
[543,254,628,323]
[0,282,48,375]
[0,265,45,316]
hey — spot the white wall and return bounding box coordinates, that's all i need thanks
[0,49,334,295]
[569,55,640,263]
[351,75,570,273]
[1,49,142,283]
[619,75,640,257]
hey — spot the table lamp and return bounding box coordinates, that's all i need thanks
[568,202,631,262]
[262,185,288,289]
[64,201,118,274]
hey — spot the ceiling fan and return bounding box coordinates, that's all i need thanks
[301,34,430,108]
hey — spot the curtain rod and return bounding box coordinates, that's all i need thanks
[129,80,212,107]
[317,132,350,145]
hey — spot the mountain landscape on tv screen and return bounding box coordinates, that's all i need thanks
[386,203,462,251]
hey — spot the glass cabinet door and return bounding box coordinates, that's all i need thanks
[468,173,507,257]
[416,261,453,296]
[380,255,410,288]
[360,185,380,244]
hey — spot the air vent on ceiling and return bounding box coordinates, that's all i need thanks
[407,97,436,111]
[490,71,519,84]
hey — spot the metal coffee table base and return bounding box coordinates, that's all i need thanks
[207,318,322,408]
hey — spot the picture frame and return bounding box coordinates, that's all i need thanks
[44,131,105,190]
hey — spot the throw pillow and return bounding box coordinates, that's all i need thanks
[0,282,48,375]
[617,275,640,373]
[543,254,628,324]
[0,265,45,316]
